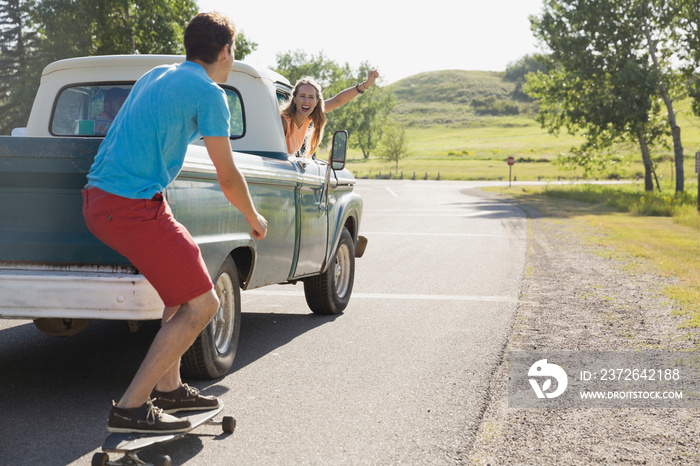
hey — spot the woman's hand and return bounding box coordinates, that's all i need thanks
[364,69,379,89]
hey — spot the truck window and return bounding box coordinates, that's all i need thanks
[277,90,290,106]
[51,84,133,136]
[224,87,245,139]
[275,82,292,106]
[51,85,246,139]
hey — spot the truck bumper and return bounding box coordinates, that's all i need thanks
[0,267,165,320]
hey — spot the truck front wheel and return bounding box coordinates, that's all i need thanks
[303,227,355,315]
[181,256,241,379]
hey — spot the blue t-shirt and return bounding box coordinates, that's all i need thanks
[87,61,230,199]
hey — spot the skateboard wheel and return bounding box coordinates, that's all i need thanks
[222,416,236,434]
[91,452,109,466]
[155,454,172,466]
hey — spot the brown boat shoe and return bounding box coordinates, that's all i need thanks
[107,399,191,434]
[151,384,220,414]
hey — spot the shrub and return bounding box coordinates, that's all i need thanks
[470,97,520,116]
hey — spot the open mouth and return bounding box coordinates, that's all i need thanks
[301,105,311,113]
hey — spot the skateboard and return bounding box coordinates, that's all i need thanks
[92,404,235,466]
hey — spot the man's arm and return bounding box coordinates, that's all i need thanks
[203,136,267,239]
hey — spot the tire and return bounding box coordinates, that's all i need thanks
[181,256,241,379]
[303,227,355,315]
[222,415,236,433]
[91,452,108,466]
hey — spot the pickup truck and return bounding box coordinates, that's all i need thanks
[0,55,367,379]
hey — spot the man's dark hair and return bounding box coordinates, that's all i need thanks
[185,12,236,64]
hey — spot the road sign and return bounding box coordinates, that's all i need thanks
[507,157,515,187]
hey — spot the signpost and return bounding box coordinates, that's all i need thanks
[507,156,515,187]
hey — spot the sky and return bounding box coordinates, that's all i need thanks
[197,0,546,84]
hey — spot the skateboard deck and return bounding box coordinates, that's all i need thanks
[93,403,235,466]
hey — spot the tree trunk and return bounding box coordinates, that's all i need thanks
[638,129,655,191]
[364,113,372,159]
[644,26,684,192]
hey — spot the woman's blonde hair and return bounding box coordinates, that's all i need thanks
[280,76,326,157]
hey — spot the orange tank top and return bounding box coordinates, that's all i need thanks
[282,114,311,155]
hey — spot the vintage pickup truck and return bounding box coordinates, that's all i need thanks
[0,55,367,379]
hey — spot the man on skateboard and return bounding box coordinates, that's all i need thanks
[82,12,267,433]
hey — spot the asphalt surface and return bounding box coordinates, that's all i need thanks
[0,179,528,465]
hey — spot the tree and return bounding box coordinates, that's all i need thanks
[526,0,675,191]
[35,0,198,58]
[377,120,408,172]
[35,0,93,60]
[0,0,40,134]
[0,0,201,133]
[34,0,255,59]
[234,31,257,61]
[275,49,347,90]
[504,54,547,101]
[633,0,687,192]
[675,0,700,116]
[327,63,396,159]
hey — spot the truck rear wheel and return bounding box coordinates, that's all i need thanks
[181,256,241,379]
[303,227,355,315]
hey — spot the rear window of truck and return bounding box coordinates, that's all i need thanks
[50,84,245,139]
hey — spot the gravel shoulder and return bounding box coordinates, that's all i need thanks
[467,193,700,465]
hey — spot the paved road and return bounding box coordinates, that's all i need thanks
[0,180,527,465]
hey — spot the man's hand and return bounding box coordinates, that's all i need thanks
[247,212,268,240]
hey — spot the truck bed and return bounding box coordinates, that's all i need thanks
[0,136,128,266]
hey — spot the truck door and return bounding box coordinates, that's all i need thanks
[291,159,328,277]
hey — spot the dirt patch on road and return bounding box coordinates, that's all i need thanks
[467,196,700,465]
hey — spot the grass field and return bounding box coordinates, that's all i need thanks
[346,117,589,180]
[488,183,700,330]
[345,112,700,182]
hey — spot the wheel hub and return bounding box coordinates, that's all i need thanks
[213,274,234,354]
[333,243,351,298]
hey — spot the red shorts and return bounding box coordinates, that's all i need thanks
[82,187,214,307]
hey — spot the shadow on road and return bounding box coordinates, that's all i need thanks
[462,186,631,221]
[0,309,338,465]
[234,311,339,372]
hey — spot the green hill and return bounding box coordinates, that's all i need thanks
[391,69,514,104]
[388,70,537,127]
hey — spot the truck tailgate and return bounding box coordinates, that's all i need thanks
[0,136,128,266]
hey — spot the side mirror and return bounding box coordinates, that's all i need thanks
[330,130,348,170]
